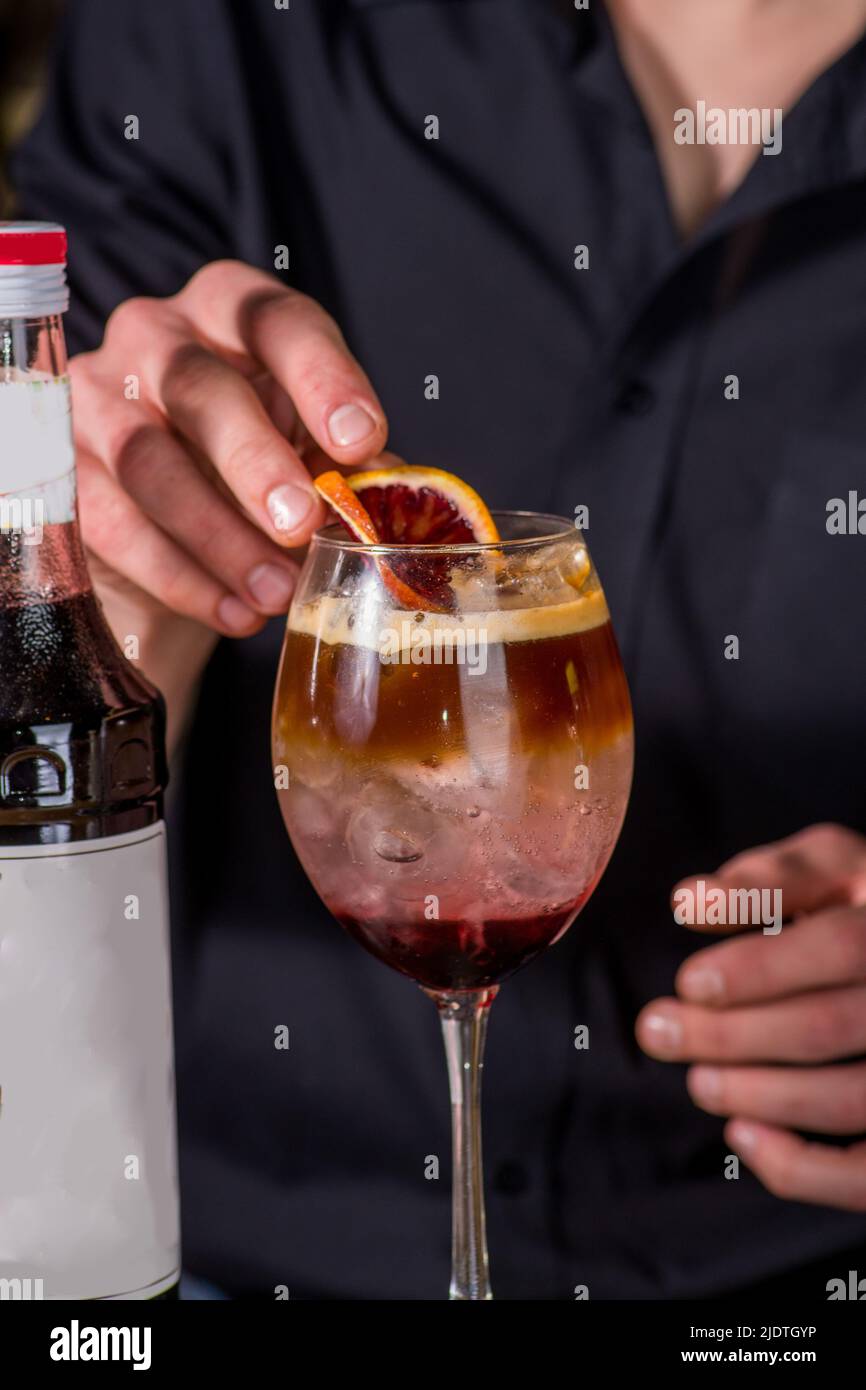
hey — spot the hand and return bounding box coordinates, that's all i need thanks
[636,824,866,1212]
[71,260,392,740]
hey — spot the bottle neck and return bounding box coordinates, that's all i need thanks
[0,313,90,607]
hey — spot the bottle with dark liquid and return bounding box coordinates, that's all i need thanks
[0,223,180,1299]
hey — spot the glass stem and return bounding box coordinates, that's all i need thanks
[430,986,497,1301]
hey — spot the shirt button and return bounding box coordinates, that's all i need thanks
[493,1161,530,1196]
[615,380,655,416]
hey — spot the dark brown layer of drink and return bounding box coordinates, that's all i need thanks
[274,619,632,765]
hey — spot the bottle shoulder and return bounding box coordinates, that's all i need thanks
[0,593,168,843]
[0,590,160,718]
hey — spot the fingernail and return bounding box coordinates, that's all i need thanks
[640,1007,683,1056]
[680,966,725,1003]
[267,482,316,535]
[218,596,257,632]
[246,562,295,610]
[689,1065,721,1104]
[729,1121,757,1154]
[328,403,377,447]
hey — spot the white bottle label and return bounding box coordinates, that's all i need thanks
[0,377,76,525]
[0,823,180,1299]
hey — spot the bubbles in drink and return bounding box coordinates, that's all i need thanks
[273,558,633,989]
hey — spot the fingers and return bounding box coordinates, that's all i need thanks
[176,261,388,464]
[636,984,866,1064]
[676,906,866,1006]
[673,823,866,934]
[687,1061,866,1134]
[77,448,271,636]
[660,828,866,1214]
[104,416,299,609]
[74,358,302,618]
[77,264,390,633]
[250,374,406,481]
[726,1121,866,1213]
[131,331,326,546]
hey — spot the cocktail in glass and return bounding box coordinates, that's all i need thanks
[272,512,633,1299]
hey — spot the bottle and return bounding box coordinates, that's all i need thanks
[0,223,180,1300]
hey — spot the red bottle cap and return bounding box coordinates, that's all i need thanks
[0,222,67,266]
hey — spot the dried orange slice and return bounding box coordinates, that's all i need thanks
[346,465,499,545]
[314,466,499,610]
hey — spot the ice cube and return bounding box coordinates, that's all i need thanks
[345,779,470,891]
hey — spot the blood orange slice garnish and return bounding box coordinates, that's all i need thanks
[313,470,431,608]
[314,466,499,610]
[346,465,499,546]
[313,469,380,545]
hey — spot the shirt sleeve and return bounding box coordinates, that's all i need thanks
[9,0,239,355]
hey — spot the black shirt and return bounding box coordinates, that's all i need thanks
[13,0,866,1298]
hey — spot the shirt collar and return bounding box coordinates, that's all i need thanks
[550,0,866,247]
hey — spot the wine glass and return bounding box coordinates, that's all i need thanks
[272,512,633,1299]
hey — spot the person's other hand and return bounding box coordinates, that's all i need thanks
[636,824,866,1212]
